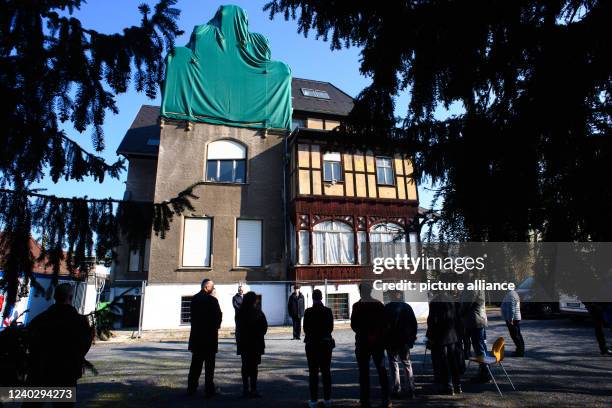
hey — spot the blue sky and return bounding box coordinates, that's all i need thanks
[33,0,445,209]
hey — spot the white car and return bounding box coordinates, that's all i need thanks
[559,294,589,317]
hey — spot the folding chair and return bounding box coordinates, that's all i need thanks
[468,337,516,397]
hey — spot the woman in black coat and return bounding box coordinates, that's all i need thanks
[236,291,268,398]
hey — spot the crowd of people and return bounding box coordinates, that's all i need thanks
[185,280,530,408]
[18,278,610,408]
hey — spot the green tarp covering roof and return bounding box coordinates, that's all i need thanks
[160,5,292,130]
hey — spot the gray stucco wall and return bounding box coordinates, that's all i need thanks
[112,158,158,282]
[147,121,288,284]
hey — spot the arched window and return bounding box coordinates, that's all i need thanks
[312,221,354,264]
[369,222,407,260]
[206,140,246,183]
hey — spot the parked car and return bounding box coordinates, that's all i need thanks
[515,277,559,318]
[558,294,589,319]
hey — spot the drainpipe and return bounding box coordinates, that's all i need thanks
[283,127,298,324]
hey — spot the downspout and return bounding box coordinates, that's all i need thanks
[283,127,298,324]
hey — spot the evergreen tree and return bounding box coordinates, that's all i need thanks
[265,0,611,242]
[0,0,194,316]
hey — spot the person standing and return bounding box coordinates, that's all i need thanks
[233,285,244,320]
[459,288,490,383]
[236,291,268,398]
[351,283,391,408]
[26,283,93,398]
[187,279,222,398]
[384,291,417,399]
[304,289,334,408]
[584,302,612,355]
[287,285,305,340]
[501,288,525,357]
[233,285,244,344]
[426,292,462,395]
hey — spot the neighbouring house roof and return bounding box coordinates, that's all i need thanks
[291,78,354,117]
[117,78,354,157]
[0,235,71,276]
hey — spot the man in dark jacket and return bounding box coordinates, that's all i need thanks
[287,285,305,340]
[187,279,223,397]
[27,283,93,390]
[232,285,244,345]
[304,289,334,408]
[384,291,417,398]
[232,285,244,321]
[236,291,268,398]
[351,284,391,408]
[427,292,462,395]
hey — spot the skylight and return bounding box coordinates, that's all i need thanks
[301,88,331,99]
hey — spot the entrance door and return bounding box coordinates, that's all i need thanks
[122,295,141,328]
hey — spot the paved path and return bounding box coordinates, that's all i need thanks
[76,314,612,407]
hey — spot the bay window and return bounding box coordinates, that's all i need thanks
[312,221,354,264]
[369,222,407,261]
[375,157,394,185]
[323,152,343,182]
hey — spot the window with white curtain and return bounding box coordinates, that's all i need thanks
[298,230,310,265]
[323,152,343,182]
[312,221,355,264]
[369,222,407,261]
[206,140,246,183]
[375,157,394,185]
[182,217,212,267]
[236,219,262,267]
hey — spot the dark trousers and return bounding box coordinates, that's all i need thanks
[292,317,301,339]
[586,304,609,352]
[187,352,216,394]
[241,353,260,392]
[505,321,525,353]
[432,343,461,388]
[355,347,389,404]
[306,344,332,401]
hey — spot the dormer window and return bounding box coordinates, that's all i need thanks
[301,88,331,99]
[206,140,246,183]
[323,152,343,183]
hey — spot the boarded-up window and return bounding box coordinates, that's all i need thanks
[182,218,212,267]
[237,219,262,267]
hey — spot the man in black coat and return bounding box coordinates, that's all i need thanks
[304,289,334,407]
[27,283,93,389]
[426,292,462,395]
[384,291,417,398]
[351,284,391,408]
[287,285,305,340]
[187,279,223,398]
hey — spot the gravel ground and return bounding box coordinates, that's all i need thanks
[73,313,611,407]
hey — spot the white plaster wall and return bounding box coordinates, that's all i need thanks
[297,283,429,320]
[140,283,289,330]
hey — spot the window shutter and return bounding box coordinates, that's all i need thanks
[182,218,211,267]
[237,220,262,267]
